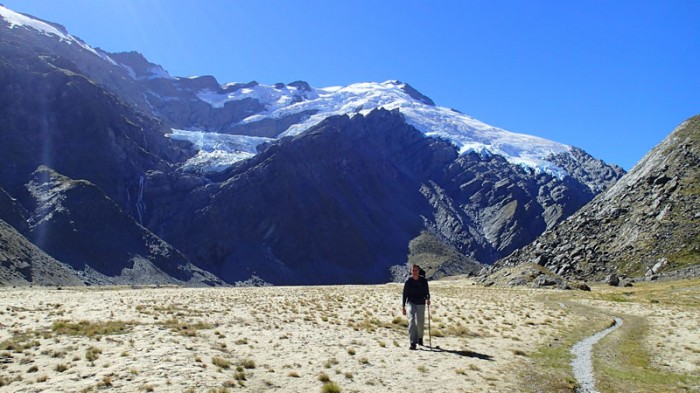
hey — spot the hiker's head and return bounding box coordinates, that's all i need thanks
[411,264,421,279]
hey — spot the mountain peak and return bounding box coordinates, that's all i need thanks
[1,5,113,62]
[2,5,71,44]
[183,79,572,177]
[396,81,435,106]
[0,4,586,180]
[109,51,174,80]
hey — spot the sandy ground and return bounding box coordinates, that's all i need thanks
[0,279,698,392]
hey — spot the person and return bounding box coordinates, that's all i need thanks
[402,264,430,350]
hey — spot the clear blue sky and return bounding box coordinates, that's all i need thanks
[4,0,699,170]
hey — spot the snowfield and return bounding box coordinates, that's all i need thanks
[187,80,571,176]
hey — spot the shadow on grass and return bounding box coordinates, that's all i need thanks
[422,346,494,360]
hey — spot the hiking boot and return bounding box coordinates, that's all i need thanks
[409,343,416,350]
[418,338,423,346]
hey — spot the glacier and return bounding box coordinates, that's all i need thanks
[167,130,273,173]
[191,80,571,177]
[2,4,571,178]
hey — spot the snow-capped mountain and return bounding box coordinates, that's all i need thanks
[182,80,571,178]
[0,5,626,285]
[0,5,595,181]
[0,5,106,59]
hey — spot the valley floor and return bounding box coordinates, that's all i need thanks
[0,278,698,392]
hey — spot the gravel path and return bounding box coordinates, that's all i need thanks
[570,317,624,393]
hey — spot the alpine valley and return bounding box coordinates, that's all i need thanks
[4,5,696,287]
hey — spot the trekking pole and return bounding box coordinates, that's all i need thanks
[428,303,432,351]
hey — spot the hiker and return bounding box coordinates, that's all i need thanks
[402,264,430,350]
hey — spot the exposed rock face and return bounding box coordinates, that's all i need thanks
[0,46,189,215]
[549,147,625,194]
[494,115,700,280]
[407,231,484,280]
[149,110,458,284]
[0,218,85,286]
[477,263,589,290]
[144,109,619,284]
[423,150,598,263]
[23,166,220,286]
[0,187,28,234]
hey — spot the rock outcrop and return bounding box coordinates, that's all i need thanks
[494,115,700,280]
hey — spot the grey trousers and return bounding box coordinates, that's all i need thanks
[407,302,425,344]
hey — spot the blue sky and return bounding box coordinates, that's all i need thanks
[4,0,699,170]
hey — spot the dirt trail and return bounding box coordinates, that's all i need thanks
[570,317,624,393]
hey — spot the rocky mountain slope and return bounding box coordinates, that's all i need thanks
[24,166,220,285]
[0,218,85,286]
[0,5,626,285]
[495,115,700,281]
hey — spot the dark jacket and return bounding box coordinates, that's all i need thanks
[402,276,430,307]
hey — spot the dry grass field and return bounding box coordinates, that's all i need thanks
[1,278,698,392]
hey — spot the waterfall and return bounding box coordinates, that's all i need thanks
[128,175,147,225]
[135,175,146,225]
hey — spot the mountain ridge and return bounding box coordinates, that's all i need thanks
[493,115,700,281]
[0,4,623,181]
[0,4,632,285]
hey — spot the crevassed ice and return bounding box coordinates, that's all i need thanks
[167,129,273,173]
[191,80,571,176]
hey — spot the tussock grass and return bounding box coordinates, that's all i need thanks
[324,358,339,368]
[522,279,700,393]
[596,315,700,392]
[1,279,697,392]
[98,376,113,387]
[521,300,615,393]
[391,316,408,327]
[321,381,342,393]
[161,318,212,336]
[0,375,23,387]
[233,371,246,381]
[51,320,132,338]
[212,357,232,369]
[85,346,102,362]
[0,333,41,353]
